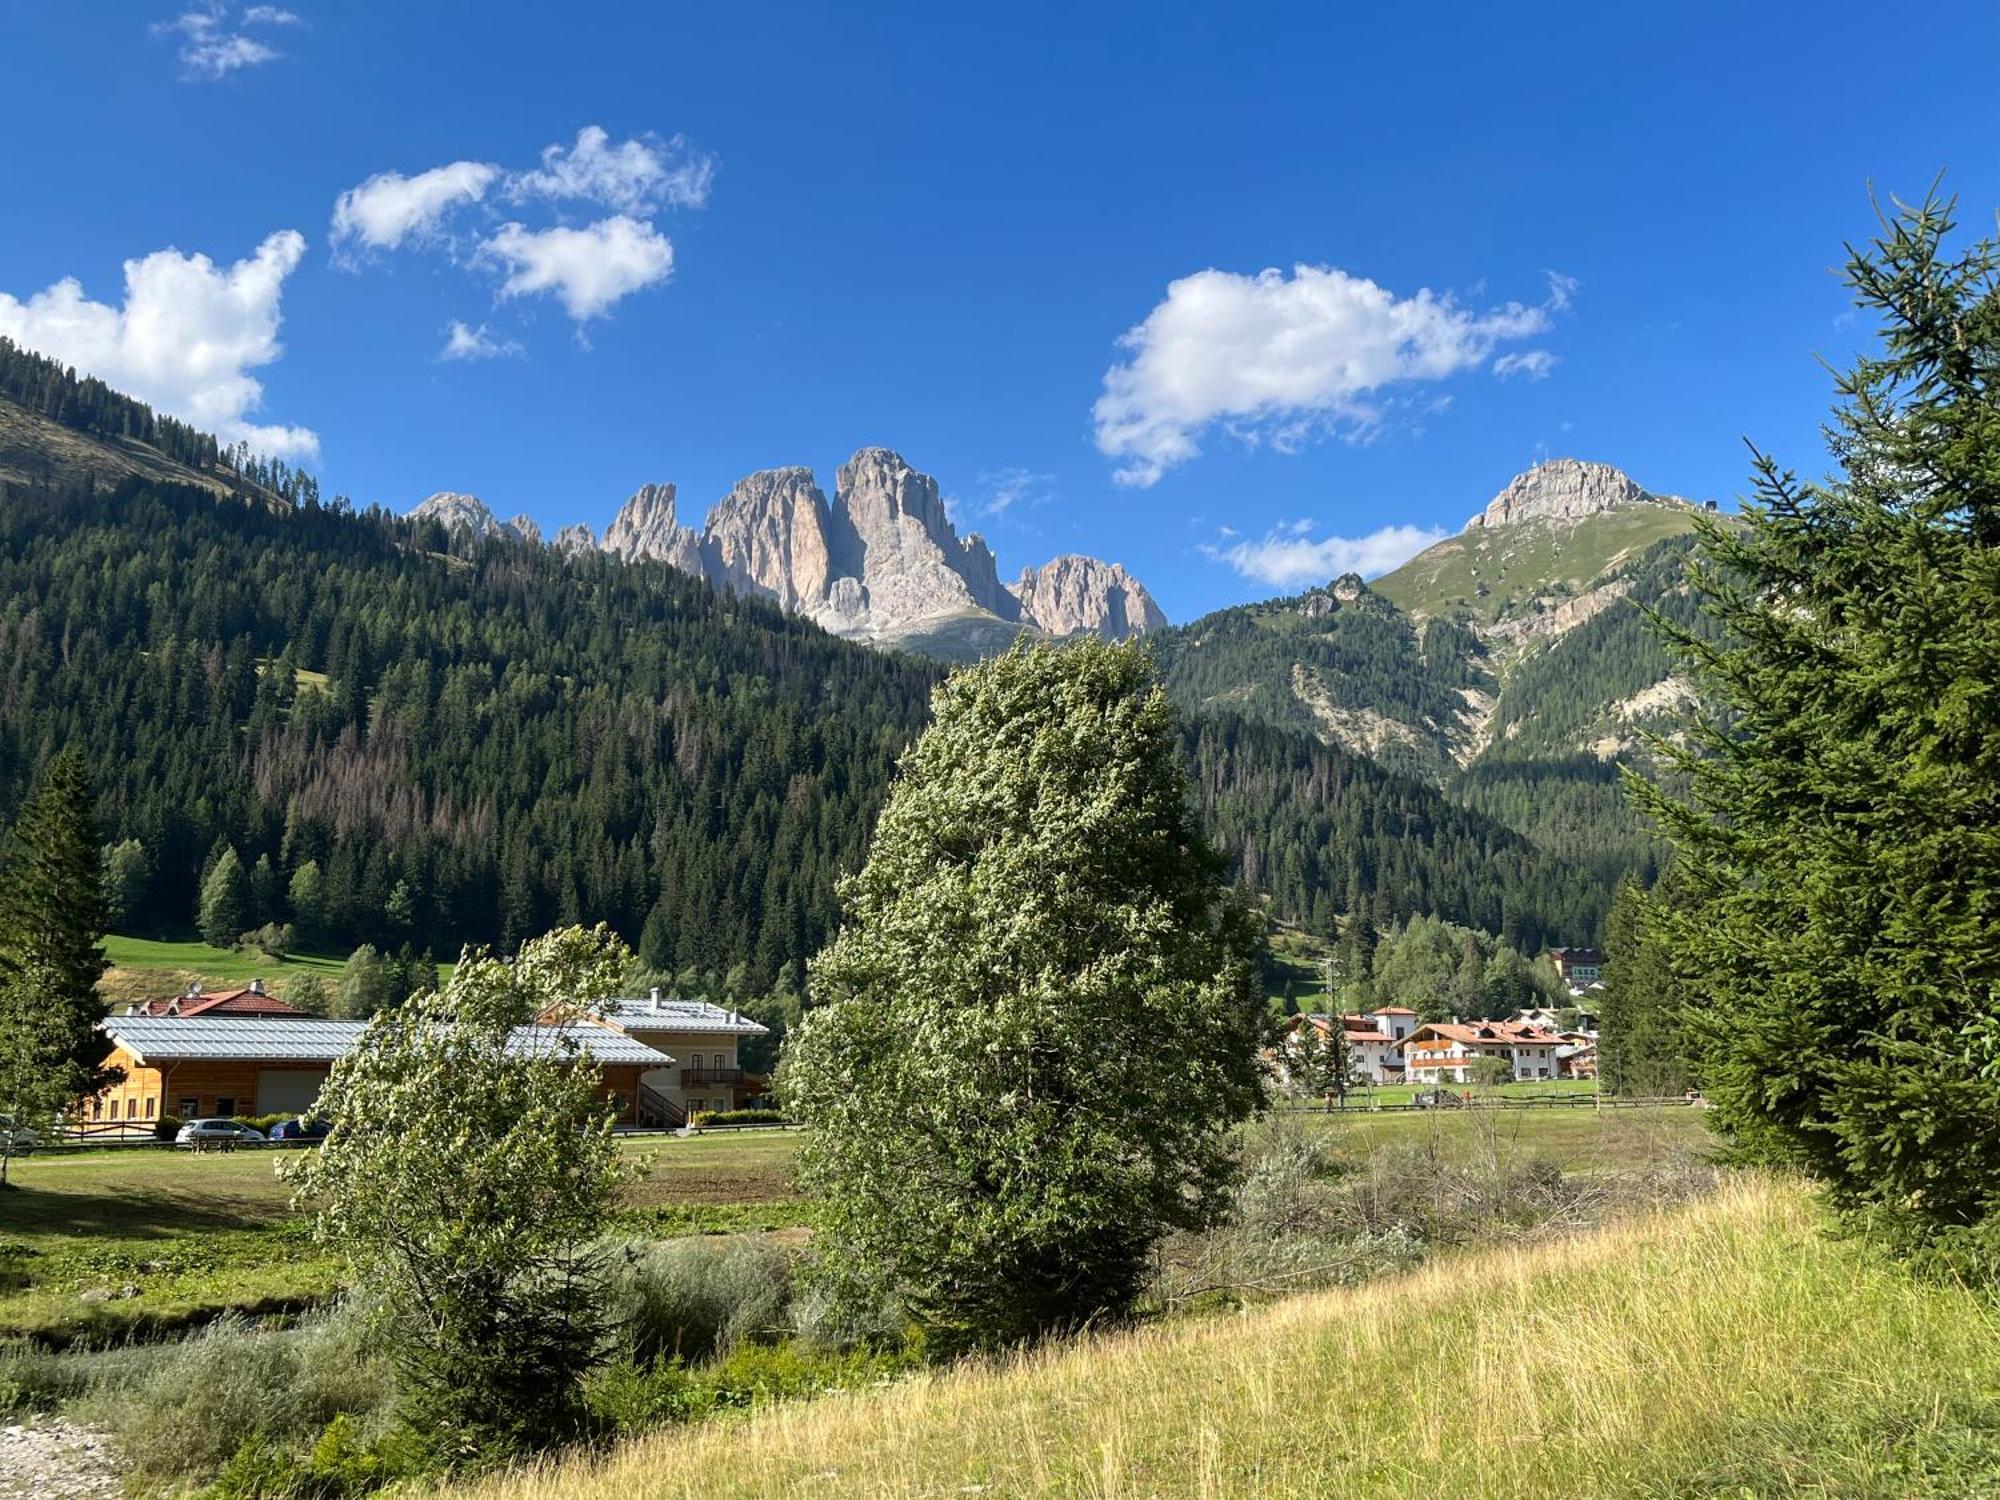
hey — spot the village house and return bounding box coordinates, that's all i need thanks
[1395,1019,1565,1085]
[544,989,772,1126]
[1510,1004,1599,1036]
[1545,947,1604,991]
[1280,1007,1418,1088]
[87,1015,671,1126]
[121,979,305,1018]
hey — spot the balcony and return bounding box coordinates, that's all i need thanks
[681,1067,744,1089]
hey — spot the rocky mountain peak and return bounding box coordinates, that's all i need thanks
[603,482,703,574]
[409,491,525,543]
[704,467,837,616]
[1466,459,1675,530]
[1010,555,1167,640]
[553,523,598,555]
[830,448,1009,625]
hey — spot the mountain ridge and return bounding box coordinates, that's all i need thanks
[409,448,1170,656]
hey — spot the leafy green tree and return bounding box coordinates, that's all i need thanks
[782,642,1267,1347]
[288,859,327,946]
[333,944,397,1019]
[283,971,333,1016]
[284,926,632,1460]
[197,846,249,947]
[1637,189,2000,1246]
[248,854,279,927]
[100,839,149,931]
[1470,1053,1515,1091]
[0,751,117,1180]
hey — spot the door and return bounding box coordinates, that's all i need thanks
[256,1069,328,1117]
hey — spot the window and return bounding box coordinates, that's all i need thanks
[713,1054,725,1073]
[124,1097,136,1120]
[179,1098,198,1118]
[145,1097,157,1118]
[215,1097,236,1118]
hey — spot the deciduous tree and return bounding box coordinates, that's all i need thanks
[782,641,1267,1347]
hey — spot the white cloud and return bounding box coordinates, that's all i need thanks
[1493,349,1557,380]
[440,320,522,361]
[152,3,297,80]
[506,126,715,213]
[946,467,1055,529]
[331,161,500,256]
[479,216,674,320]
[0,230,316,457]
[1095,265,1575,487]
[1202,522,1446,589]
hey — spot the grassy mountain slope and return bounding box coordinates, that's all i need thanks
[0,393,236,498]
[1374,501,1702,623]
[431,1179,2000,1500]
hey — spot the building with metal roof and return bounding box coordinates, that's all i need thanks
[89,1016,671,1129]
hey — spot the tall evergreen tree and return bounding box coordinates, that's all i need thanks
[1594,872,1690,1096]
[1637,189,2000,1245]
[0,750,117,1178]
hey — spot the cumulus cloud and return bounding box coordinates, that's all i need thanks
[0,231,316,456]
[328,126,710,335]
[1493,349,1557,380]
[331,161,500,256]
[1202,521,1446,589]
[152,3,298,80]
[479,217,674,321]
[506,126,715,213]
[440,320,522,361]
[1095,265,1575,486]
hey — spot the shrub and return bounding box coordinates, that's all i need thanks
[239,922,293,959]
[689,1108,787,1127]
[609,1236,790,1366]
[90,1301,394,1486]
[153,1113,181,1140]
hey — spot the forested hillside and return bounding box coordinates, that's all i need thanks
[0,378,1610,982]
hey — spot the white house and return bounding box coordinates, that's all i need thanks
[559,989,771,1125]
[1396,1020,1564,1086]
[1282,1008,1416,1088]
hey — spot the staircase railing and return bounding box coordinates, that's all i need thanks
[636,1082,684,1129]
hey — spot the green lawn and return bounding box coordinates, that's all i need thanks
[1290,1078,1603,1107]
[101,933,454,1004]
[1295,1101,1711,1175]
[0,1130,805,1342]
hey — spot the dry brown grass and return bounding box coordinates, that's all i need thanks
[424,1178,2000,1499]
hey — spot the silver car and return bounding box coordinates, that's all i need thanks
[175,1118,266,1150]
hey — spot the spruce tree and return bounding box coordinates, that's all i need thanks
[1638,189,2000,1244]
[0,750,117,1176]
[781,641,1266,1346]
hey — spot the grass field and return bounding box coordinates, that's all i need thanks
[430,1178,2000,1500]
[0,1130,806,1343]
[100,933,454,1005]
[0,1111,1701,1344]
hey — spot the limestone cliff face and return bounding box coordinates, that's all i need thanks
[603,483,703,575]
[703,467,838,615]
[830,448,1012,628]
[1010,555,1167,639]
[553,523,598,555]
[1466,459,1684,529]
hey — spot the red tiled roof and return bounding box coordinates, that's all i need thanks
[1370,1006,1419,1016]
[129,986,305,1018]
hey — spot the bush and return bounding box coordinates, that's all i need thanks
[239,922,294,960]
[90,1301,394,1486]
[153,1113,182,1141]
[689,1109,787,1127]
[609,1236,790,1366]
[585,1339,924,1436]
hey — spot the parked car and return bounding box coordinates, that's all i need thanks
[175,1118,266,1150]
[1412,1088,1467,1109]
[0,1116,39,1156]
[267,1118,330,1142]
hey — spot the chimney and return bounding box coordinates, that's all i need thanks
[649,986,663,1010]
[249,978,264,996]
[186,981,202,998]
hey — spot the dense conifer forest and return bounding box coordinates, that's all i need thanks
[0,338,1613,979]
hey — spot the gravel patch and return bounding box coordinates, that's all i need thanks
[0,1418,124,1499]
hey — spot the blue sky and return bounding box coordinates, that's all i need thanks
[5,2,1998,622]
